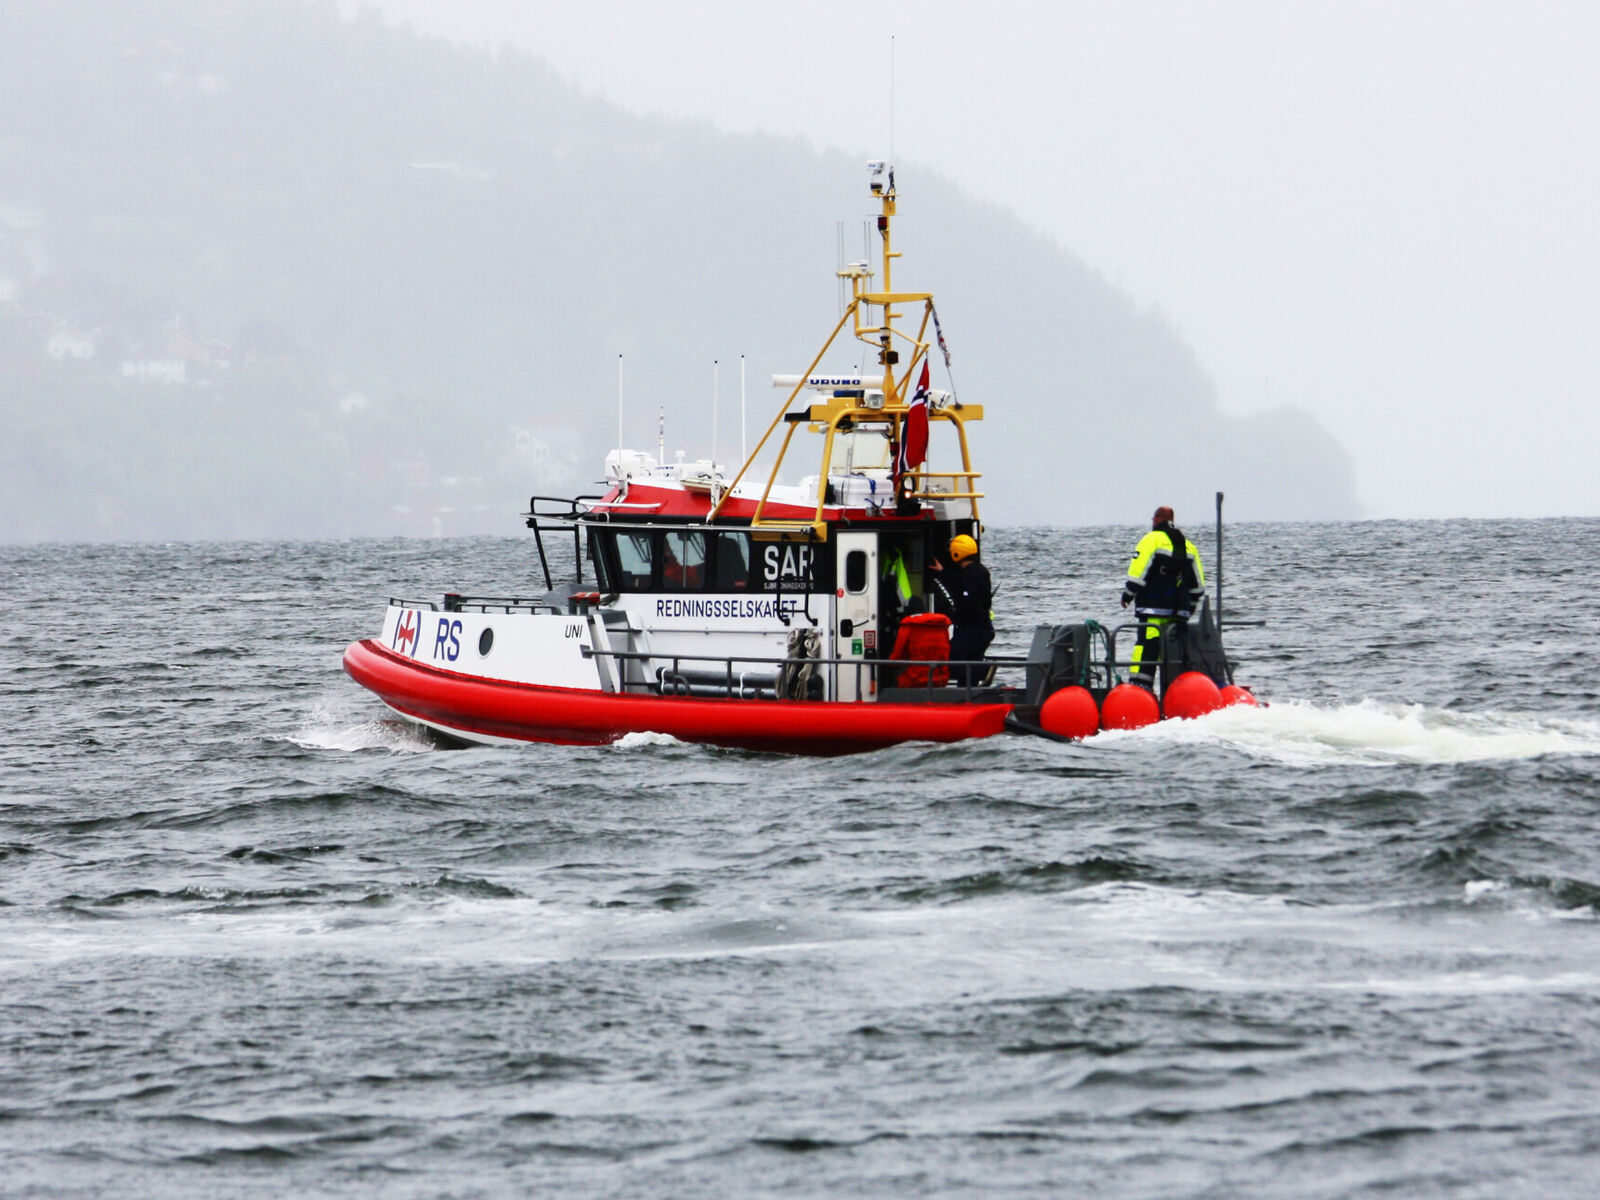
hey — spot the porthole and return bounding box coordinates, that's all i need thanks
[478,627,494,656]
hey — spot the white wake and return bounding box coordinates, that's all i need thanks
[1095,698,1600,766]
[283,698,437,753]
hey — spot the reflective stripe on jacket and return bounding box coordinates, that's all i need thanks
[1124,526,1206,617]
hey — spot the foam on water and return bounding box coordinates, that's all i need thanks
[16,875,1593,1007]
[283,697,437,753]
[1096,698,1600,766]
[0,895,587,971]
[292,695,1600,765]
[612,730,687,750]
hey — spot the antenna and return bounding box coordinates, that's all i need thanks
[889,34,895,169]
[863,220,872,332]
[658,405,665,465]
[1215,490,1225,631]
[712,359,720,469]
[836,221,847,314]
[616,353,623,457]
[740,354,748,464]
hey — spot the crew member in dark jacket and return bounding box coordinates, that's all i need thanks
[929,533,994,687]
[1121,505,1206,689]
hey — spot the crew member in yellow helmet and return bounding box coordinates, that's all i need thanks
[929,532,994,687]
[1121,505,1205,689]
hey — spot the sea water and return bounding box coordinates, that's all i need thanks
[4,519,1600,1198]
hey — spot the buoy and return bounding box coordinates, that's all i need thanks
[1163,671,1224,721]
[1039,685,1100,740]
[1219,684,1259,708]
[1100,682,1160,731]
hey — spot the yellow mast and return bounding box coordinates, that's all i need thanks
[709,165,983,540]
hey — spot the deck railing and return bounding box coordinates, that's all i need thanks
[384,599,1239,703]
[388,595,567,615]
[582,644,1033,703]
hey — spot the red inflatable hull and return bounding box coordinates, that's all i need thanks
[343,639,1012,755]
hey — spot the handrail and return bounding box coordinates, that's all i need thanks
[1101,617,1245,693]
[387,595,565,615]
[583,646,1033,670]
[452,596,566,615]
[524,494,603,590]
[583,644,1030,703]
[904,468,984,501]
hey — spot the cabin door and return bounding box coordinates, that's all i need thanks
[834,531,879,702]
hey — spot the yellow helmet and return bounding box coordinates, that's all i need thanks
[948,534,978,562]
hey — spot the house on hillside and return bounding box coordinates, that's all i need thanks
[45,329,97,360]
[121,359,186,384]
[505,424,582,490]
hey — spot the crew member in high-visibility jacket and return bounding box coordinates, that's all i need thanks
[1121,505,1205,689]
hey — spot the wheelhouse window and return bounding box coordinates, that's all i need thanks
[588,528,833,594]
[613,532,654,590]
[661,531,706,591]
[710,532,751,590]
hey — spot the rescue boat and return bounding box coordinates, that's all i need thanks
[342,163,1253,754]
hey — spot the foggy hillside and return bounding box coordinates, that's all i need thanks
[0,0,1361,542]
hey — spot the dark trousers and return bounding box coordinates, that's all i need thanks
[1130,617,1188,688]
[949,626,995,687]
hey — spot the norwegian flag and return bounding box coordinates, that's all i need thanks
[894,360,931,491]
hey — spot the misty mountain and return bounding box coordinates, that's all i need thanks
[0,0,1360,542]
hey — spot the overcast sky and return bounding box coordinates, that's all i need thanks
[358,0,1599,520]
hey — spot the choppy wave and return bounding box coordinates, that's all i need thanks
[12,525,1600,1197]
[1097,699,1600,766]
[1462,877,1600,918]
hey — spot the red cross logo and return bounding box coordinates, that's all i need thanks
[394,610,419,654]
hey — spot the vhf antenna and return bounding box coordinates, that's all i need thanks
[836,221,847,314]
[889,35,895,170]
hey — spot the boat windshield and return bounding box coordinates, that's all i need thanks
[614,532,654,590]
[662,531,706,590]
[711,533,751,590]
[587,526,831,594]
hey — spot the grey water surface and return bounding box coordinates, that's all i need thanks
[4,520,1600,1198]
